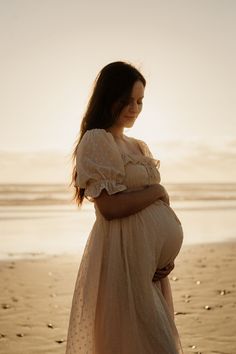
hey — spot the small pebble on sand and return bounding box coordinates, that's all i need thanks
[50,293,57,298]
[55,339,65,344]
[174,311,188,315]
[189,344,196,349]
[47,323,54,329]
[204,305,212,310]
[2,303,11,309]
[8,265,15,269]
[217,289,231,295]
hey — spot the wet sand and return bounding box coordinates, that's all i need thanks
[0,242,235,354]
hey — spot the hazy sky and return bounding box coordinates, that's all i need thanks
[1,0,235,151]
[0,0,235,183]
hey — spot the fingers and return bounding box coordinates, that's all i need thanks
[165,192,170,205]
[152,262,175,282]
[159,193,170,206]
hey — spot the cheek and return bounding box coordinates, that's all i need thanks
[118,107,129,120]
[121,106,129,115]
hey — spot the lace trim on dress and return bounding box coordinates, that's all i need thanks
[120,152,159,168]
[120,152,161,184]
[85,179,127,199]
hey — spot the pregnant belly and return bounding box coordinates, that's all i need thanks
[96,197,183,274]
[141,200,184,269]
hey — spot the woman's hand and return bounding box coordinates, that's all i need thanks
[153,184,170,205]
[152,261,175,282]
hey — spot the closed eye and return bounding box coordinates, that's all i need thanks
[129,97,144,105]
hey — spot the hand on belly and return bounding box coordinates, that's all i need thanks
[152,261,175,282]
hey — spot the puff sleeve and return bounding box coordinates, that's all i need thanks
[75,129,127,199]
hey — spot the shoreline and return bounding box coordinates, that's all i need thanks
[0,241,235,353]
[1,238,236,261]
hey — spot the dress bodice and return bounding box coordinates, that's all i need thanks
[117,151,161,191]
[75,129,161,198]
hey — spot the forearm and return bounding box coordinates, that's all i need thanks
[94,184,165,220]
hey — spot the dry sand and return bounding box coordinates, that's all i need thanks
[0,242,235,354]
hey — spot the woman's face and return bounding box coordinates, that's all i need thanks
[115,80,145,129]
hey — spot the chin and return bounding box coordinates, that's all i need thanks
[125,122,135,128]
[125,118,136,128]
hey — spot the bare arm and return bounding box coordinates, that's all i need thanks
[94,184,169,220]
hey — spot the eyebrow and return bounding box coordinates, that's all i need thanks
[130,96,144,99]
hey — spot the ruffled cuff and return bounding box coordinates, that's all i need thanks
[84,179,127,198]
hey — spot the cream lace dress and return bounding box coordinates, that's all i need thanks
[65,129,184,354]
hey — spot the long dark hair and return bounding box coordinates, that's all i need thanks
[70,61,146,206]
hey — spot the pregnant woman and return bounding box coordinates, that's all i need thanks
[65,61,184,354]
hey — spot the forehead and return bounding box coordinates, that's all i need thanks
[130,80,145,98]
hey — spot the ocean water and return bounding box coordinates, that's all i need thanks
[0,183,236,259]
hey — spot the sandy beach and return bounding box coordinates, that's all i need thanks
[0,242,235,354]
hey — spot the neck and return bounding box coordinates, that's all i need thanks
[106,125,124,139]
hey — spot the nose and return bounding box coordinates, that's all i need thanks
[129,101,139,113]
